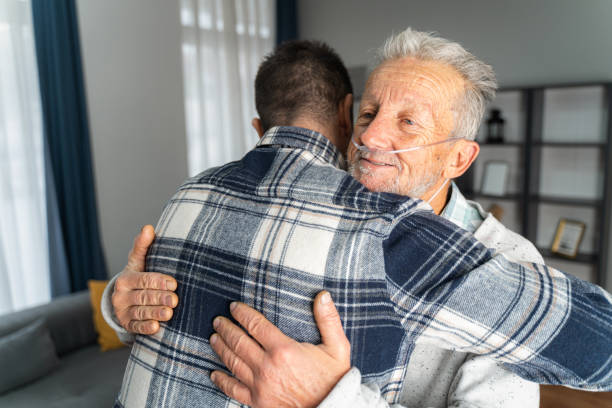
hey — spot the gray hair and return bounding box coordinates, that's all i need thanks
[378,28,497,140]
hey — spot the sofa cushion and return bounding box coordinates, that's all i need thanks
[0,318,59,394]
[88,280,125,351]
[0,344,131,408]
[0,291,97,357]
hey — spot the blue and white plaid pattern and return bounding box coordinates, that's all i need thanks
[116,127,612,407]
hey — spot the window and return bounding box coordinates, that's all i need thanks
[0,0,50,313]
[180,0,274,175]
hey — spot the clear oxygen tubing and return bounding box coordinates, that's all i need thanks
[350,135,463,154]
[424,178,449,206]
[351,135,460,206]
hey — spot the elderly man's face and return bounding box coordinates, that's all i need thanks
[348,57,465,197]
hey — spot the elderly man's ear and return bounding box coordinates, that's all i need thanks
[442,140,480,179]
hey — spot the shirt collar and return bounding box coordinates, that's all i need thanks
[441,181,485,233]
[256,126,346,169]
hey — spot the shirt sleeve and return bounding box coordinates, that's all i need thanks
[319,361,537,408]
[317,368,401,408]
[447,355,539,408]
[383,211,612,391]
[318,356,539,408]
[101,273,135,345]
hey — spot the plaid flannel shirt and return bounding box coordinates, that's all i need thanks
[116,126,612,407]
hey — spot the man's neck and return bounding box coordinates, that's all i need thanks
[289,119,340,152]
[425,183,451,215]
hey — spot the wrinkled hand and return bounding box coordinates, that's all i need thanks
[112,225,179,334]
[210,291,351,408]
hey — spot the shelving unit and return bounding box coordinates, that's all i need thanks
[458,83,612,287]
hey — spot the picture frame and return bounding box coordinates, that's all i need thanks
[480,161,509,196]
[551,219,586,258]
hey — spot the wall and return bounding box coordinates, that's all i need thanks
[72,0,612,287]
[76,0,188,277]
[299,0,612,291]
[299,0,612,87]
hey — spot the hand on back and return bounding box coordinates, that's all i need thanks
[209,291,351,408]
[112,225,178,334]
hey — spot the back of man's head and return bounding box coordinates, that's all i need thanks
[255,40,353,132]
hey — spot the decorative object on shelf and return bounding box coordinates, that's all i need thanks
[487,204,504,221]
[551,219,586,258]
[486,108,506,144]
[481,161,509,196]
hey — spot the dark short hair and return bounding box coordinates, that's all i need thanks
[255,40,353,131]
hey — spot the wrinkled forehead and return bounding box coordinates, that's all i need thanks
[363,57,465,111]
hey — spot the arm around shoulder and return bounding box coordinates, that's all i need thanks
[384,213,612,390]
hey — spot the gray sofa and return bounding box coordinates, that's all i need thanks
[0,291,131,407]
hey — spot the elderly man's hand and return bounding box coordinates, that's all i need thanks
[112,225,179,334]
[210,291,351,408]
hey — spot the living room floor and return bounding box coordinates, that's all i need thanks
[540,385,612,408]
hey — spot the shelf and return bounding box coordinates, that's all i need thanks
[466,192,522,201]
[530,195,601,207]
[539,248,598,264]
[478,142,523,147]
[458,83,611,286]
[479,142,608,148]
[534,142,606,148]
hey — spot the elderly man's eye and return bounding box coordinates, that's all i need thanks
[403,119,414,125]
[357,112,375,124]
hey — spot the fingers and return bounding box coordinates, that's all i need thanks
[116,270,177,292]
[124,289,178,308]
[112,270,178,335]
[127,319,160,335]
[210,371,252,406]
[115,302,174,334]
[212,316,264,368]
[313,291,350,361]
[127,305,174,322]
[126,225,156,271]
[229,302,291,350]
[209,333,254,387]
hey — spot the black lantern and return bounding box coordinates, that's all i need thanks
[486,109,505,144]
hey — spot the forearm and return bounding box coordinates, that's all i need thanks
[447,355,539,408]
[318,359,538,408]
[101,274,135,345]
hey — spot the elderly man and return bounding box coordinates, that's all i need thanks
[106,31,612,407]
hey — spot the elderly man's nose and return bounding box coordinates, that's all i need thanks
[360,120,391,149]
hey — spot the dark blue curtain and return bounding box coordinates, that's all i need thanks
[31,0,107,292]
[276,0,298,45]
[44,134,71,297]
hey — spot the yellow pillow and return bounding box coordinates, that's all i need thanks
[88,280,125,351]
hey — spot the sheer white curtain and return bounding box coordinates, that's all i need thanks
[0,0,50,314]
[180,0,275,176]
